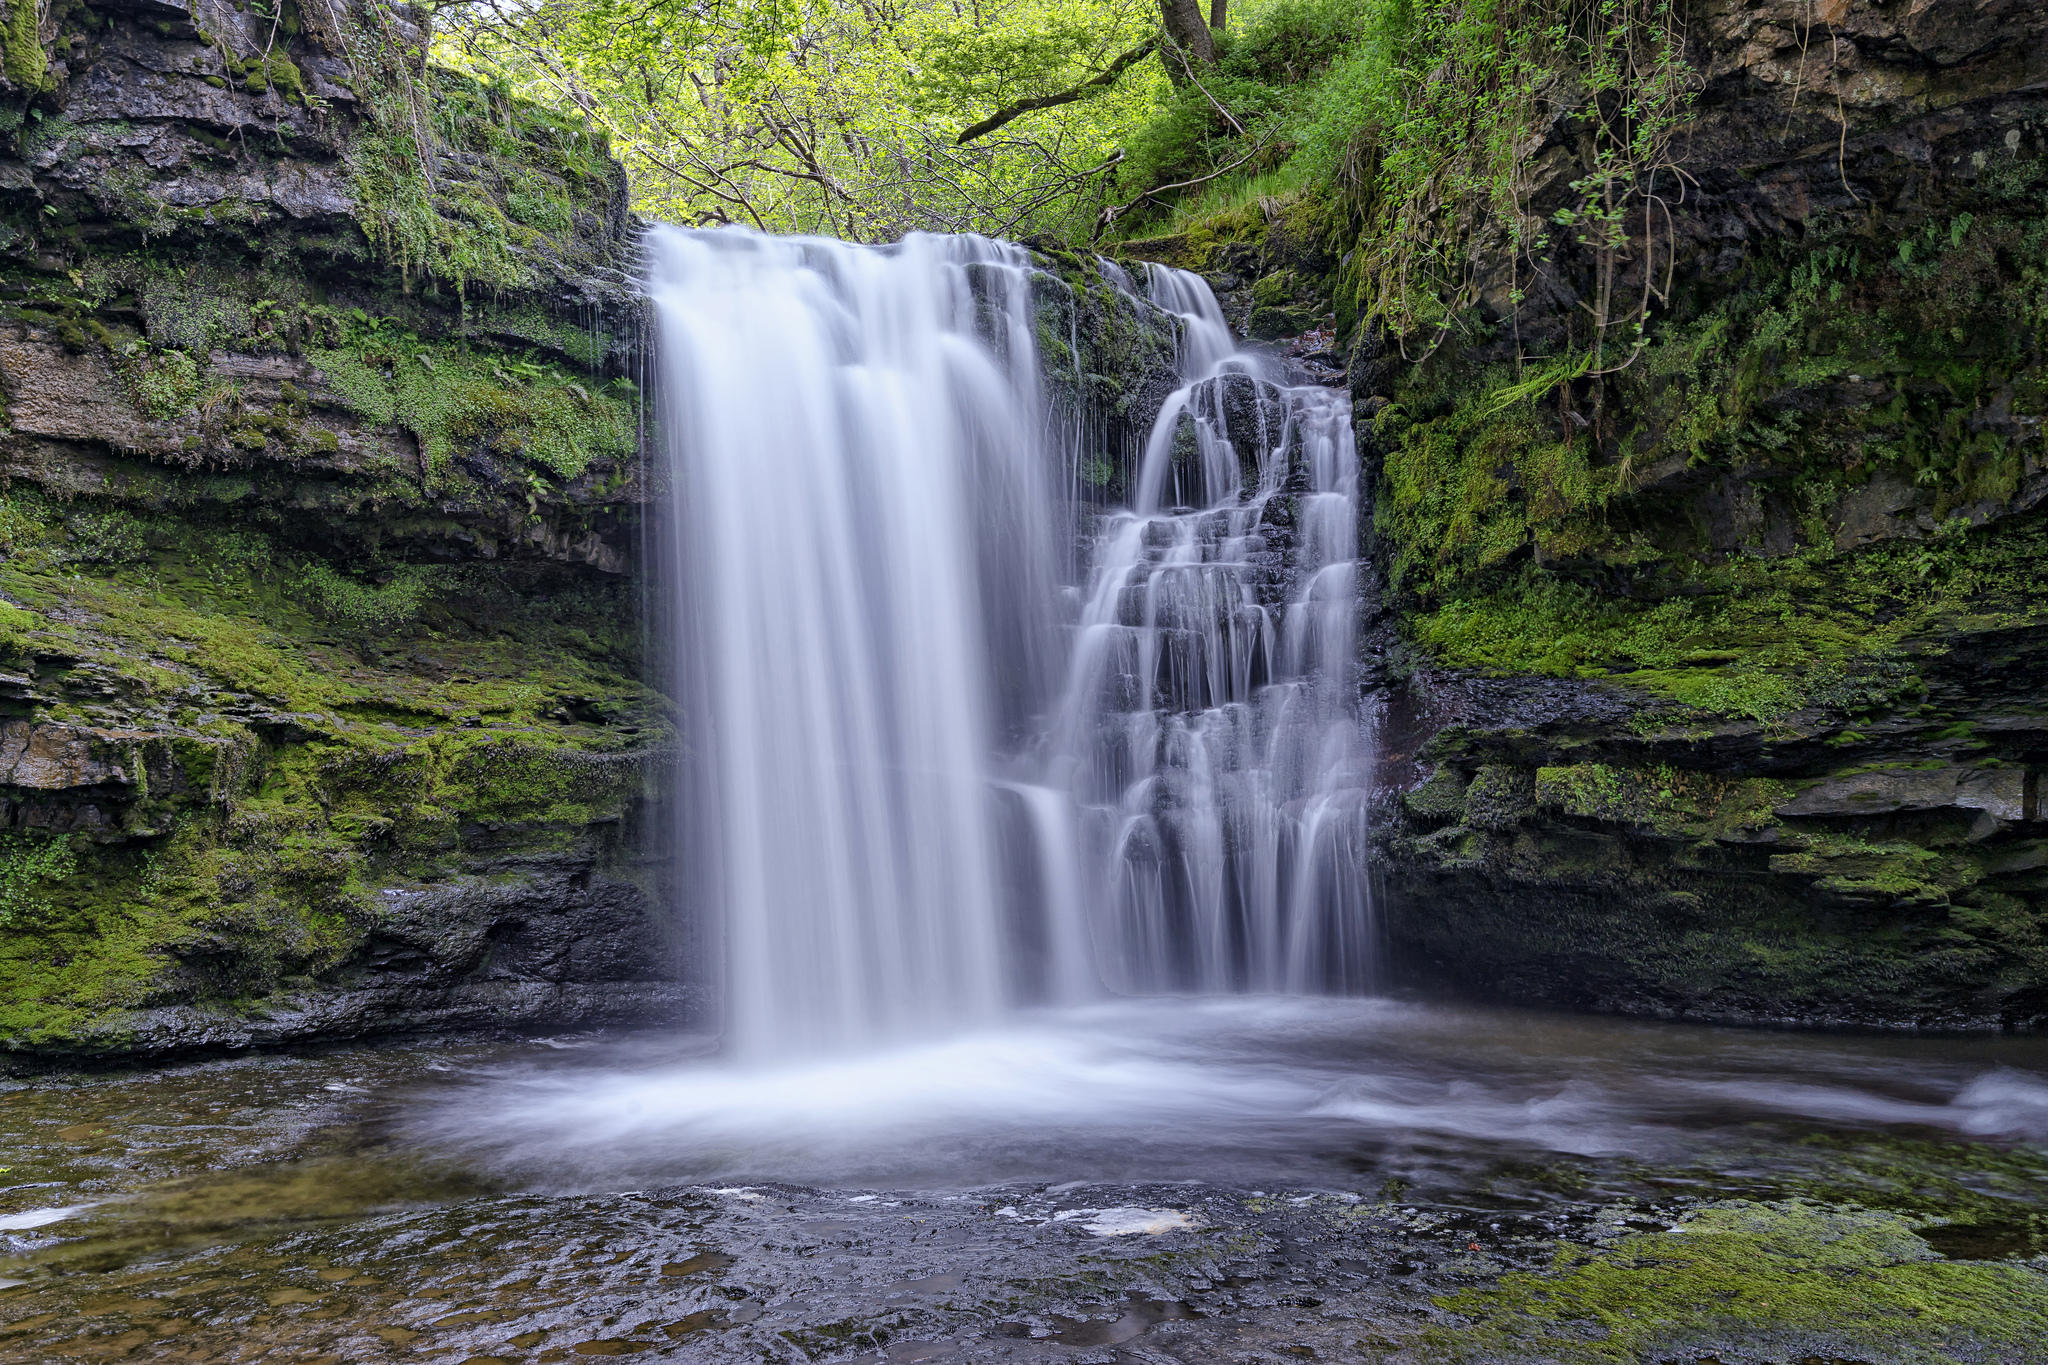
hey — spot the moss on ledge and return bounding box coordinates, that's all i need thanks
[1426,1199,2048,1365]
[0,498,670,1047]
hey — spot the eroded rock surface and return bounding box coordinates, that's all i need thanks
[0,0,682,1059]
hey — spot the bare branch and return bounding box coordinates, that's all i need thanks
[1092,138,1266,241]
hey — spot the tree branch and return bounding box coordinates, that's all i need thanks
[1092,138,1266,241]
[956,39,1157,145]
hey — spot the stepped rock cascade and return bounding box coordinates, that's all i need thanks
[1036,264,1374,996]
[648,227,1372,1058]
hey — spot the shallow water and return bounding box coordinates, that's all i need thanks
[4,1000,2046,1362]
[407,996,2048,1191]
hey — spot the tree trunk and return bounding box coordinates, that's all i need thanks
[1209,0,1227,36]
[1159,0,1214,70]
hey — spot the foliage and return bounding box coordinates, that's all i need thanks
[0,834,77,931]
[306,311,634,479]
[348,78,534,293]
[121,345,208,420]
[1362,150,2046,637]
[435,0,1165,239]
[65,508,152,566]
[295,561,448,631]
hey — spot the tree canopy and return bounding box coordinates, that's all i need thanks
[434,0,1178,240]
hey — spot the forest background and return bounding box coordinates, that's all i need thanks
[435,0,1482,245]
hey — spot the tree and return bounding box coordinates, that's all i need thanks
[1157,0,1213,68]
[435,0,1166,239]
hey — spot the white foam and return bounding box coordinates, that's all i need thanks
[1064,1208,1200,1236]
[0,1204,95,1232]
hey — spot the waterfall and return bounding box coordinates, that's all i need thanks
[648,227,1373,1058]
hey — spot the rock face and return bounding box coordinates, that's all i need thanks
[1135,0,2048,1029]
[0,0,685,1061]
[1354,0,2048,1031]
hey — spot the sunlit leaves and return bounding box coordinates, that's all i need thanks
[436,0,1166,240]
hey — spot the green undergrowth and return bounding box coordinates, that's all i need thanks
[1377,171,2047,722]
[1113,0,1372,227]
[306,312,634,479]
[1426,1199,2048,1365]
[1380,187,2048,601]
[1112,0,1693,344]
[347,62,619,296]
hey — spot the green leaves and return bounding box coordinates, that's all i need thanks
[436,0,1162,239]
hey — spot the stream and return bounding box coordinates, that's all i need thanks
[4,999,2045,1362]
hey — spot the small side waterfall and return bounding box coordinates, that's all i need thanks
[1038,265,1373,996]
[648,227,1373,1058]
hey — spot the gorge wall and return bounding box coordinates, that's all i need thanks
[1135,0,2048,1030]
[0,0,684,1059]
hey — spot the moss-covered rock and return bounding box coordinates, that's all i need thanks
[1117,0,2048,1029]
[0,0,680,1062]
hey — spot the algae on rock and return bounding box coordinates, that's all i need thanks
[0,0,681,1060]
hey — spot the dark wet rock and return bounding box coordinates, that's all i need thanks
[1208,372,1289,488]
[1373,628,2048,1031]
[0,0,674,1060]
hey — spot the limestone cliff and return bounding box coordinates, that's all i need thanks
[0,0,683,1059]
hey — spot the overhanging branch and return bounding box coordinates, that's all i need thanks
[956,40,1158,145]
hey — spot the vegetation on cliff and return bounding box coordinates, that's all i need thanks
[0,0,680,1053]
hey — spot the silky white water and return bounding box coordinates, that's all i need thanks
[1044,265,1372,995]
[414,998,2048,1191]
[648,227,1371,1058]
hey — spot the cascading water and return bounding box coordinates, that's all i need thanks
[648,226,1372,1058]
[1040,265,1374,996]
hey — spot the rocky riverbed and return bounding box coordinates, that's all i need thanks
[5,1001,2046,1363]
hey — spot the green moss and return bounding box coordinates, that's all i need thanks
[64,507,152,565]
[480,304,615,369]
[293,561,445,631]
[505,183,573,236]
[347,84,533,294]
[304,343,398,425]
[0,25,655,1052]
[307,321,633,479]
[1424,1200,2048,1364]
[342,63,619,296]
[3,0,49,92]
[242,48,306,103]
[0,521,666,1043]
[0,600,38,659]
[1369,174,2048,719]
[1408,517,2045,721]
[123,346,207,420]
[0,833,78,930]
[1401,764,1470,822]
[1533,762,1785,837]
[1767,832,1961,904]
